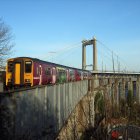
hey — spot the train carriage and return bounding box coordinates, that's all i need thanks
[6,57,91,89]
[6,57,33,87]
[56,67,67,83]
[33,62,54,85]
[6,57,51,87]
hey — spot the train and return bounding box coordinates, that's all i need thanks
[6,57,91,88]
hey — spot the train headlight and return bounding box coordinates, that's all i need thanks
[25,79,30,82]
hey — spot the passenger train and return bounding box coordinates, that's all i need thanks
[6,57,91,88]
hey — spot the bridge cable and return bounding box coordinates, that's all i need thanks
[97,39,130,72]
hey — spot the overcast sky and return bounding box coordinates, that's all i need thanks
[1,0,140,71]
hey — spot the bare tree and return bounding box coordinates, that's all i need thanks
[0,19,14,70]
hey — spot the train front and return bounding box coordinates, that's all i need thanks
[6,57,33,88]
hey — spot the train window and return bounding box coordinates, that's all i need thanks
[8,61,13,72]
[60,70,66,76]
[25,61,32,73]
[46,67,51,75]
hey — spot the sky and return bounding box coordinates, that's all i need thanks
[0,0,140,71]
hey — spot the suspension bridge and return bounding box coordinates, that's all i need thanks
[1,37,140,140]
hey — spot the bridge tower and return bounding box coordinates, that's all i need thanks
[82,37,97,72]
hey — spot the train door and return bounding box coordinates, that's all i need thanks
[15,63,21,85]
[52,67,56,84]
[39,65,42,85]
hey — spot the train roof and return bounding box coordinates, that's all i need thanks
[8,57,90,72]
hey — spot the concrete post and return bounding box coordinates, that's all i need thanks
[57,84,61,129]
[114,80,118,106]
[93,37,97,72]
[128,78,133,91]
[122,79,126,100]
[82,37,97,71]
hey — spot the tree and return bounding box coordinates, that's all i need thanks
[0,19,14,70]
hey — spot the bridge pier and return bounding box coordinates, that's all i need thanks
[128,78,133,91]
[115,79,119,106]
[121,79,126,100]
[82,37,97,71]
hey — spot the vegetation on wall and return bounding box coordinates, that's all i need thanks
[94,91,105,115]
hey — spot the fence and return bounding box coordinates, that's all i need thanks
[0,80,88,140]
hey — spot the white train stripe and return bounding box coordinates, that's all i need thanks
[33,77,40,79]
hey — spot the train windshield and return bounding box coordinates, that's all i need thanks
[25,61,32,73]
